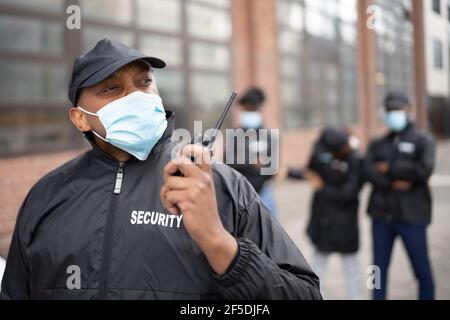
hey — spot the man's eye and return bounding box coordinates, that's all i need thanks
[143,78,152,84]
[101,86,118,94]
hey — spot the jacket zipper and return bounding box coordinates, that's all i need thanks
[98,161,124,299]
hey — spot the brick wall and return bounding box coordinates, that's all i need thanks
[230,0,366,169]
[231,0,281,130]
[0,150,85,257]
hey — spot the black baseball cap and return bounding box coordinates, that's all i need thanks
[238,87,266,108]
[320,127,349,152]
[68,38,166,106]
[384,91,410,111]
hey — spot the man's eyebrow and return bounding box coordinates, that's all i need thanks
[94,65,153,88]
[94,74,118,89]
[104,73,118,81]
[138,66,153,74]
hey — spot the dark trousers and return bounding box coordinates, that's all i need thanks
[372,220,435,300]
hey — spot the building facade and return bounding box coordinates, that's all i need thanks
[424,0,450,136]
[0,0,441,255]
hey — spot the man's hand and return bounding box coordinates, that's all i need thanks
[304,170,324,190]
[160,144,238,275]
[375,161,390,175]
[392,180,412,191]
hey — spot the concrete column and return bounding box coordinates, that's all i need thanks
[412,0,428,129]
[231,0,281,129]
[356,0,378,145]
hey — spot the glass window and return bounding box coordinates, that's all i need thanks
[83,26,133,51]
[139,34,182,67]
[137,0,181,33]
[448,0,450,22]
[153,69,184,106]
[278,0,358,129]
[0,0,63,12]
[0,60,66,105]
[80,0,132,25]
[433,39,444,69]
[281,81,305,128]
[374,0,415,113]
[433,0,441,14]
[0,109,78,156]
[0,15,63,56]
[190,42,230,71]
[280,57,302,79]
[305,9,336,40]
[187,3,231,40]
[279,29,303,55]
[338,0,357,23]
[277,1,304,32]
[304,0,325,11]
[190,72,230,110]
[191,0,230,8]
[281,81,303,108]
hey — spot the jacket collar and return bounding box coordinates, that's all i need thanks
[388,121,415,139]
[84,111,176,165]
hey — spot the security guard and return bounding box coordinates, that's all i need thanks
[227,88,278,216]
[364,92,436,300]
[0,39,321,300]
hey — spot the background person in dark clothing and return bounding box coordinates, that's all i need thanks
[228,87,278,217]
[364,91,436,300]
[286,127,364,299]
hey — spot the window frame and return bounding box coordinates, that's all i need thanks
[277,0,359,129]
[432,0,441,15]
[433,38,444,70]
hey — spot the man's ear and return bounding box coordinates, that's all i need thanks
[69,107,92,132]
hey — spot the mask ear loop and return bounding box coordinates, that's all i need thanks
[77,106,98,117]
[77,106,108,142]
[90,130,108,142]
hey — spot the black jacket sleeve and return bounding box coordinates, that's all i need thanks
[214,177,322,300]
[0,198,31,299]
[389,134,436,184]
[287,168,305,180]
[363,140,391,190]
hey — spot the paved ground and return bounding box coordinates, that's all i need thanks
[273,141,450,300]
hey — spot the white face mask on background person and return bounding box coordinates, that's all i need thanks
[349,135,360,151]
[385,110,408,133]
[78,91,168,161]
[240,111,263,129]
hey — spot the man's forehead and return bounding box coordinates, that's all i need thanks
[96,60,153,83]
[112,60,152,77]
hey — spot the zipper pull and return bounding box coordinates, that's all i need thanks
[114,162,124,194]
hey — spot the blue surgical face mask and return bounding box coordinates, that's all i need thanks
[78,91,168,161]
[240,111,263,129]
[385,110,408,132]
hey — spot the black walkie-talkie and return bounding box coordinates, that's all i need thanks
[173,91,237,177]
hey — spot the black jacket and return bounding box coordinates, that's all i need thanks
[228,127,278,193]
[363,122,435,224]
[290,142,362,253]
[1,112,321,300]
